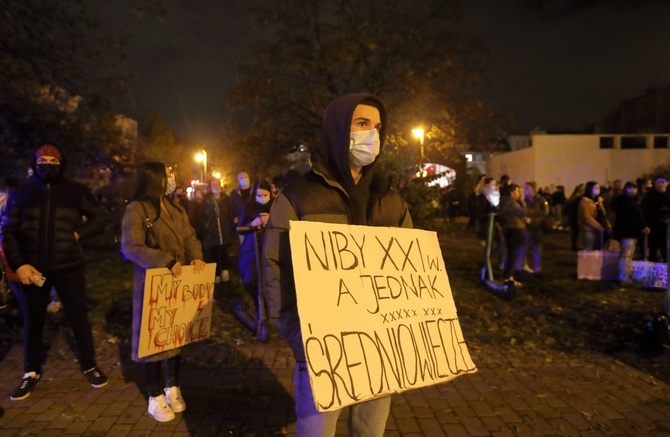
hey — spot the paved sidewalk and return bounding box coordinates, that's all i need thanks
[0,322,668,436]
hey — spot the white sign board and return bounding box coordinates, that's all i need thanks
[138,263,216,358]
[289,221,477,412]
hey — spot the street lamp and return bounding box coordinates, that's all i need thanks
[194,149,207,181]
[412,128,425,161]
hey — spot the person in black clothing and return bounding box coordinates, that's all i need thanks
[1,143,109,400]
[200,179,235,284]
[612,182,649,284]
[467,175,486,232]
[564,184,585,251]
[237,180,274,313]
[641,175,670,262]
[230,171,252,227]
[550,185,566,228]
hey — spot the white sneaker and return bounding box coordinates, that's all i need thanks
[164,386,186,413]
[221,270,230,282]
[148,394,175,422]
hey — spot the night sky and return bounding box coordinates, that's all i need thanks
[104,0,670,141]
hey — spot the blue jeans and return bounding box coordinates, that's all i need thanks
[293,363,391,436]
[618,238,637,282]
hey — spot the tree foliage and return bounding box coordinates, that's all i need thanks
[0,0,164,182]
[226,0,497,177]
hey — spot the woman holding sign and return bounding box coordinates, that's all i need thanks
[121,162,205,422]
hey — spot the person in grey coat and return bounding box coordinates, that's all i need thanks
[121,162,205,423]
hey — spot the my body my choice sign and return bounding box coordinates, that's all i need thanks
[289,221,477,412]
[138,263,216,358]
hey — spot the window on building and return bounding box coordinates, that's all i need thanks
[653,136,669,149]
[620,136,647,149]
[599,137,615,149]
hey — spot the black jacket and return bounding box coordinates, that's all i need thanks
[0,148,109,273]
[612,194,646,240]
[262,93,413,361]
[199,192,235,249]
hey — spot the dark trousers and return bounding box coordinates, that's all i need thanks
[205,245,231,272]
[503,228,525,279]
[14,268,96,374]
[144,355,181,397]
[648,224,668,262]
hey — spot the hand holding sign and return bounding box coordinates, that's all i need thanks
[138,263,216,358]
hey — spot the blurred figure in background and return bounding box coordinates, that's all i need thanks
[236,180,274,314]
[499,183,526,285]
[641,175,670,262]
[578,181,611,250]
[200,179,235,284]
[612,182,649,285]
[520,181,549,275]
[565,184,585,251]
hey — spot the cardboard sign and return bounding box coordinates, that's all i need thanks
[289,221,477,412]
[138,263,216,358]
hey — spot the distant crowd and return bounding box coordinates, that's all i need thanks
[463,173,670,287]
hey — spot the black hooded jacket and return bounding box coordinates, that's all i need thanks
[262,93,413,361]
[0,145,109,273]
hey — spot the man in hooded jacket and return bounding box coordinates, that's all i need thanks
[263,94,413,436]
[1,143,110,400]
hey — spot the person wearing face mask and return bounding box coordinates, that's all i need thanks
[578,181,611,250]
[121,162,205,422]
[236,180,274,314]
[230,171,252,227]
[0,143,110,400]
[263,94,412,436]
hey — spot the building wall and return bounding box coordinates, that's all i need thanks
[486,134,670,190]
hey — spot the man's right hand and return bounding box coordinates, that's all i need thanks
[16,264,42,285]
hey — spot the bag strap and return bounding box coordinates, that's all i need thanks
[140,202,158,225]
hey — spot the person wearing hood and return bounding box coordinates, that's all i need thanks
[236,179,274,313]
[263,94,412,436]
[0,143,110,400]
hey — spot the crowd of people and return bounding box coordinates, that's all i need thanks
[0,92,668,434]
[0,93,416,436]
[468,173,670,287]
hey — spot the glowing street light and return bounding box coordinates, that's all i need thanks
[194,149,207,181]
[412,127,425,161]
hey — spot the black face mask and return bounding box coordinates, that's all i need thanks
[36,163,61,181]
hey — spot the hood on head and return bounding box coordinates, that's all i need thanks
[29,143,67,180]
[314,93,387,186]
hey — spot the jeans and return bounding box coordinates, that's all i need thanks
[580,230,602,250]
[145,355,182,397]
[14,268,97,373]
[618,238,637,282]
[293,363,390,436]
[503,228,525,279]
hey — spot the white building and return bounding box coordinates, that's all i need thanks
[486,134,670,190]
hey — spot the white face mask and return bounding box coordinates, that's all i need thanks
[256,193,271,205]
[165,178,176,196]
[592,188,600,197]
[349,129,380,168]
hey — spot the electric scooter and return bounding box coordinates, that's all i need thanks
[233,225,269,342]
[480,212,515,299]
